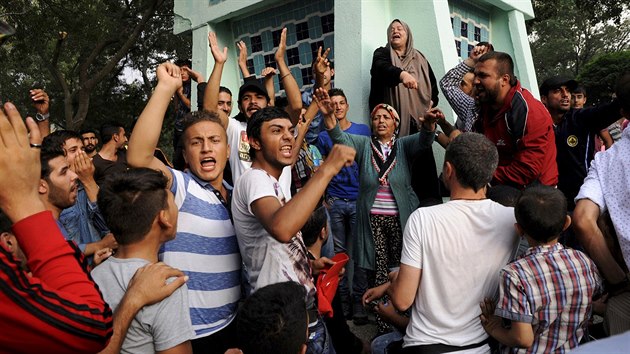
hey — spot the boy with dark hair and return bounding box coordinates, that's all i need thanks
[81,128,99,157]
[480,186,601,353]
[232,104,355,354]
[92,168,194,354]
[94,121,128,184]
[235,281,308,354]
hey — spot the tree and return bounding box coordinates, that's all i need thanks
[577,50,630,105]
[527,0,630,81]
[0,0,189,132]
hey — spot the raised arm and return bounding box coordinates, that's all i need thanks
[237,40,251,79]
[275,28,301,124]
[127,63,183,187]
[251,144,356,242]
[30,88,51,138]
[202,32,230,129]
[314,47,331,90]
[0,102,111,352]
[261,67,277,107]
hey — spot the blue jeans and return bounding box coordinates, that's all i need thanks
[371,329,404,354]
[327,197,367,304]
[307,317,336,354]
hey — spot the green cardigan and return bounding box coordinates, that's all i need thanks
[327,124,435,270]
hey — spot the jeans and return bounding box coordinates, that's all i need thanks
[307,317,336,354]
[327,197,367,305]
[372,329,404,354]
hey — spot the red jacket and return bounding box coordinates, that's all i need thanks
[477,82,558,188]
[0,211,112,353]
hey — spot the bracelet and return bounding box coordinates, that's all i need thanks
[280,73,291,81]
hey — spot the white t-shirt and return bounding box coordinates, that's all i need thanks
[400,199,519,352]
[227,118,292,196]
[232,168,315,306]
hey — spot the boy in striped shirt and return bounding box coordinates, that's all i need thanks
[480,186,602,353]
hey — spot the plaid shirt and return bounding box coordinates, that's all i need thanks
[439,61,478,132]
[496,243,602,354]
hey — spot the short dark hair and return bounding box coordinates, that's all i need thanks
[100,122,125,145]
[573,86,587,95]
[219,86,232,96]
[246,106,291,159]
[80,128,99,137]
[181,110,224,136]
[43,130,82,151]
[300,205,327,247]
[328,88,346,100]
[478,51,517,86]
[615,72,630,112]
[174,59,192,68]
[515,185,567,243]
[236,282,307,354]
[445,133,498,192]
[40,138,66,179]
[0,210,12,234]
[97,168,168,246]
[477,41,495,51]
[487,185,522,207]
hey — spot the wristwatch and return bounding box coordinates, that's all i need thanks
[35,113,50,122]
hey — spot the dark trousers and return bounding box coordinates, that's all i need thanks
[191,320,237,354]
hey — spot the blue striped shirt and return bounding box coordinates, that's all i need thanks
[496,243,602,353]
[159,168,241,338]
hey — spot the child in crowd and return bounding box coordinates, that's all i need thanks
[92,168,194,354]
[480,186,602,353]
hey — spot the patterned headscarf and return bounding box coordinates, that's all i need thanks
[370,103,401,185]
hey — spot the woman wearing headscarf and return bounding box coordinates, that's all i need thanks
[315,88,442,333]
[369,19,442,203]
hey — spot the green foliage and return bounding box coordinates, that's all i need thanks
[0,0,189,159]
[577,50,630,105]
[528,0,630,82]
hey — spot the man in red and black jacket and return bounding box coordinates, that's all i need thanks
[0,102,188,354]
[473,51,558,189]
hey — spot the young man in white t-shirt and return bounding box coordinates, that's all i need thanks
[232,106,355,354]
[365,133,519,353]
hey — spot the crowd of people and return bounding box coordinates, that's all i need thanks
[2,18,630,354]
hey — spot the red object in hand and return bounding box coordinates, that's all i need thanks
[316,253,349,318]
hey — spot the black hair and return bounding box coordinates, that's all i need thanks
[300,204,327,248]
[444,133,498,192]
[515,185,567,243]
[487,185,522,207]
[219,86,232,96]
[100,122,125,145]
[236,282,307,354]
[476,41,495,51]
[181,110,224,136]
[328,88,347,100]
[40,137,66,179]
[44,130,82,150]
[615,72,630,112]
[478,51,517,86]
[97,168,168,246]
[274,96,289,111]
[246,106,292,159]
[572,86,587,95]
[0,210,11,234]
[174,59,192,68]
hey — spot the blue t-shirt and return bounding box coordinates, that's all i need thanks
[316,122,371,199]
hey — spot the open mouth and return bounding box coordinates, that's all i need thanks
[200,157,216,170]
[280,145,292,157]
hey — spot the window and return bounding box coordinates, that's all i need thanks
[251,35,263,53]
[460,21,468,38]
[301,67,313,86]
[296,22,309,41]
[264,54,276,69]
[321,14,334,33]
[455,40,461,57]
[467,44,474,57]
[287,47,300,66]
[474,26,481,42]
[246,59,254,76]
[272,29,283,47]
